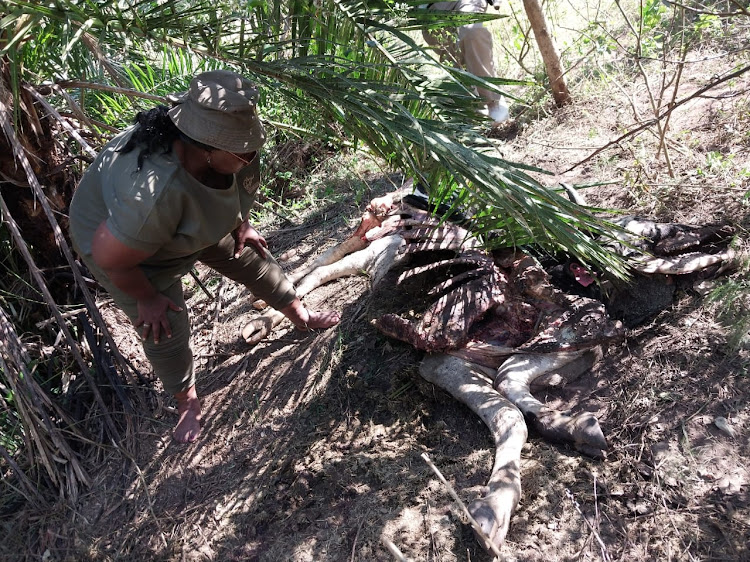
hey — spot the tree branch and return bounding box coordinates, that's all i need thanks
[564,64,750,173]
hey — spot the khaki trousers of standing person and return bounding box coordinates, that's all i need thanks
[422,0,505,107]
[78,232,297,395]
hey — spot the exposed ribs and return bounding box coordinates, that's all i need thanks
[375,272,502,352]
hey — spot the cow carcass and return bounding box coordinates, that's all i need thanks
[241,185,736,552]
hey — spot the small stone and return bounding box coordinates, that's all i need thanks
[693,280,716,296]
[651,442,670,462]
[714,416,736,438]
[627,500,651,515]
[637,462,654,479]
[716,475,743,495]
[697,467,717,481]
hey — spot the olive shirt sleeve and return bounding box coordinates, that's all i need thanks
[68,129,183,257]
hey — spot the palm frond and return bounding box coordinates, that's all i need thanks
[2,0,629,276]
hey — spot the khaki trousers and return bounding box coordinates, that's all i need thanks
[422,0,503,106]
[80,233,296,394]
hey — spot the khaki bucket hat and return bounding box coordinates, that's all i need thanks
[167,70,266,153]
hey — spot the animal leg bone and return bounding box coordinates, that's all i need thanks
[420,354,527,551]
[287,236,369,284]
[494,350,608,458]
[295,234,405,294]
[397,254,494,284]
[632,248,736,275]
[241,235,404,344]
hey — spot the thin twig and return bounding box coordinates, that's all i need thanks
[79,311,135,415]
[0,192,119,442]
[0,308,90,493]
[35,307,87,329]
[0,432,49,510]
[350,513,367,562]
[207,277,225,373]
[26,86,98,158]
[189,269,215,300]
[421,452,503,559]
[383,538,411,561]
[2,87,145,398]
[263,218,327,238]
[54,85,106,144]
[131,460,169,549]
[565,64,750,173]
[663,0,748,17]
[564,488,611,562]
[53,79,168,103]
[79,31,130,89]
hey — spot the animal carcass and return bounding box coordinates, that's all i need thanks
[241,184,736,552]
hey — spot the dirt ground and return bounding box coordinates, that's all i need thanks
[11,55,750,561]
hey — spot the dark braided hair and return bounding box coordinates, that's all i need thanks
[120,105,213,170]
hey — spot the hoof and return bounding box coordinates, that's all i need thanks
[530,410,608,458]
[468,496,510,553]
[240,317,274,345]
[573,412,607,458]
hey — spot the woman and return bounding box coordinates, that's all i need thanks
[69,70,340,443]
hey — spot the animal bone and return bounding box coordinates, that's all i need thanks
[375,273,500,352]
[375,252,505,352]
[287,235,369,284]
[611,216,735,259]
[240,186,735,553]
[241,234,404,344]
[494,349,609,458]
[630,248,736,275]
[419,354,527,551]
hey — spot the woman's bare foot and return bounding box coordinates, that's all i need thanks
[301,309,341,330]
[280,299,340,332]
[174,386,202,443]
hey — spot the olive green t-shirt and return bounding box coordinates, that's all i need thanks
[69,127,260,291]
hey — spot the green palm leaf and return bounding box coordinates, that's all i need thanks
[1,0,628,277]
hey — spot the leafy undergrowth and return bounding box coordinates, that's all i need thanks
[4,52,750,562]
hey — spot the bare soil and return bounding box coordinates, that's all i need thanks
[11,56,750,561]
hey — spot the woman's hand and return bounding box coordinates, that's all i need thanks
[136,293,183,344]
[234,220,268,259]
[91,221,182,344]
